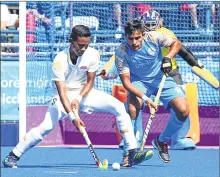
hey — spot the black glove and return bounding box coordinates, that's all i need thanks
[161,57,172,74]
[194,63,204,69]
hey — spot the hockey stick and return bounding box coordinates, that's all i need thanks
[96,55,116,78]
[96,70,106,76]
[140,75,167,151]
[72,108,108,170]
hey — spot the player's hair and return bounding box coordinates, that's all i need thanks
[69,25,91,42]
[124,19,145,35]
[141,10,161,31]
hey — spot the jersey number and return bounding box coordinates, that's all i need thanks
[51,98,57,105]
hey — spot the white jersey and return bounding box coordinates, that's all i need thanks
[52,46,100,91]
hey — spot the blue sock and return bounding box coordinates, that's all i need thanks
[131,119,135,131]
[171,85,191,141]
[171,116,190,143]
[158,109,185,142]
[134,110,143,147]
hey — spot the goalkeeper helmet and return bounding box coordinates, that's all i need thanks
[141,10,161,31]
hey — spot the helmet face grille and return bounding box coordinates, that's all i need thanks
[144,23,158,31]
[141,10,161,31]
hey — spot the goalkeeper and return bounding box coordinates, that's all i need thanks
[2,25,154,168]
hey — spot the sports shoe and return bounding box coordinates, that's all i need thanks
[118,140,124,150]
[2,155,19,168]
[152,137,170,163]
[121,152,131,167]
[128,148,154,166]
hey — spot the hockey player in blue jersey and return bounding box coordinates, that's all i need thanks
[115,19,190,166]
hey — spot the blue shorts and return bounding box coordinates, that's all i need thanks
[131,76,185,109]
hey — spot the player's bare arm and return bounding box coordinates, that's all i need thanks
[119,72,157,110]
[55,80,72,114]
[55,81,85,129]
[71,71,96,111]
[166,38,182,59]
[80,71,96,97]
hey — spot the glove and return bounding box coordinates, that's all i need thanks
[161,56,172,74]
[194,63,204,69]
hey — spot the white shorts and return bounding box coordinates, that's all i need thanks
[49,88,126,121]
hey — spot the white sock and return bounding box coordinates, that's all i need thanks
[12,127,44,158]
[116,113,137,151]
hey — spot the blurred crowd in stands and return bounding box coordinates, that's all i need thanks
[1,2,219,54]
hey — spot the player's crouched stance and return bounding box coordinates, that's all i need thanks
[115,20,190,164]
[2,25,152,168]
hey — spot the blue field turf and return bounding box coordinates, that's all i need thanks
[1,147,219,177]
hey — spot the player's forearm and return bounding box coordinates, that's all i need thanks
[59,92,79,121]
[58,89,73,114]
[80,81,94,98]
[60,96,73,113]
[55,81,72,113]
[120,77,145,99]
[166,40,182,59]
[178,45,200,67]
[79,71,96,97]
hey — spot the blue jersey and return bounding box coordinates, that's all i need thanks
[115,31,174,87]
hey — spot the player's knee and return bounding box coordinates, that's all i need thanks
[127,102,141,120]
[171,97,190,121]
[39,123,54,136]
[112,101,127,115]
[180,103,190,117]
[128,106,137,120]
[177,103,190,121]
